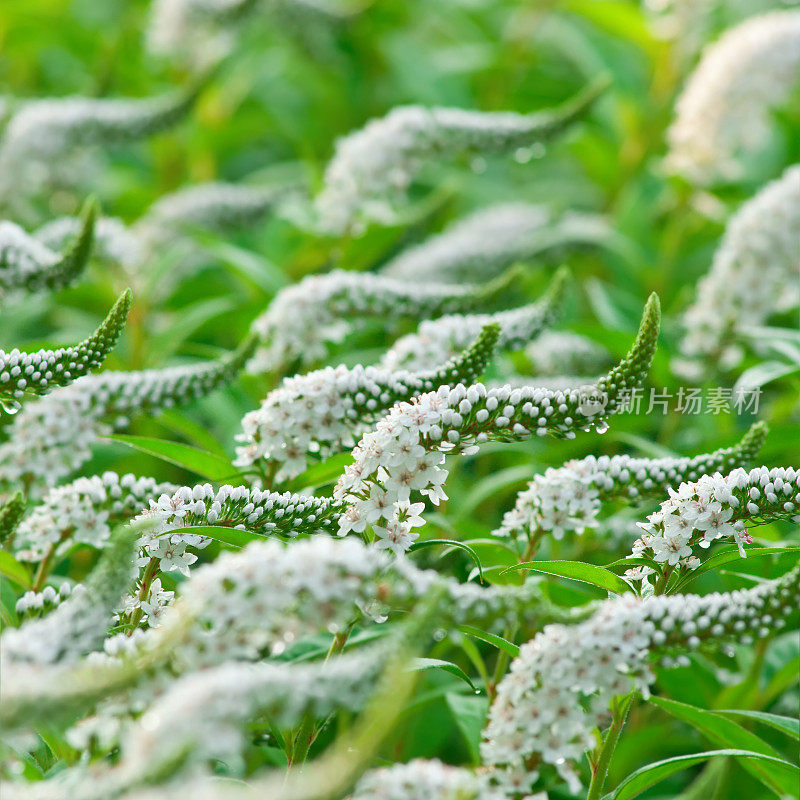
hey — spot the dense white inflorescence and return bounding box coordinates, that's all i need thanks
[314,82,605,234]
[666,11,800,183]
[249,268,512,371]
[380,203,614,284]
[633,465,800,566]
[676,164,800,376]
[495,422,767,543]
[351,759,505,800]
[336,296,660,554]
[482,565,800,794]
[379,268,568,372]
[0,338,254,494]
[235,324,499,481]
[0,290,131,402]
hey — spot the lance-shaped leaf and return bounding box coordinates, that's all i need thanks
[334,295,662,552]
[249,264,518,372]
[495,421,769,542]
[236,323,500,481]
[381,265,570,371]
[0,288,131,403]
[0,199,96,293]
[315,77,609,234]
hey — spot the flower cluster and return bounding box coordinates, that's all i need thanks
[336,295,661,553]
[0,337,254,493]
[380,202,612,284]
[482,564,800,794]
[351,759,504,800]
[249,267,512,371]
[0,290,130,402]
[0,83,201,204]
[314,80,606,234]
[16,583,73,620]
[380,267,568,372]
[14,472,178,562]
[676,164,800,376]
[634,465,800,567]
[235,324,499,480]
[666,11,800,183]
[496,421,767,543]
[0,201,95,292]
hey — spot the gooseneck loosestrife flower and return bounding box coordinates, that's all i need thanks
[632,465,800,570]
[0,335,255,494]
[0,289,131,404]
[675,163,800,377]
[495,421,767,546]
[0,200,96,293]
[335,294,661,554]
[380,202,615,284]
[380,266,569,372]
[314,79,608,234]
[482,564,800,794]
[666,10,800,184]
[234,323,500,481]
[248,265,517,372]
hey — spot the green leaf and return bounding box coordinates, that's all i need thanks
[455,464,537,518]
[285,452,353,492]
[165,525,267,549]
[457,625,519,658]
[445,692,488,764]
[503,559,633,594]
[0,552,32,589]
[107,435,239,482]
[605,749,800,800]
[411,658,477,692]
[649,697,796,795]
[674,545,800,591]
[155,410,230,459]
[716,709,800,741]
[409,539,484,583]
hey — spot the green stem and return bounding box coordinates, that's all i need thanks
[654,564,674,595]
[126,557,160,633]
[587,694,634,800]
[521,527,544,563]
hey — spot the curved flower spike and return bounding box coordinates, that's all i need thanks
[1,524,137,667]
[315,77,609,234]
[235,323,500,481]
[249,265,518,372]
[666,10,800,184]
[334,295,661,553]
[496,421,768,543]
[482,564,800,795]
[632,464,800,569]
[0,199,96,293]
[0,289,131,403]
[381,265,570,371]
[0,491,25,546]
[380,202,618,284]
[0,335,256,494]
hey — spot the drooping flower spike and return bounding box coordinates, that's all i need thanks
[675,164,800,377]
[632,465,800,569]
[335,294,661,554]
[380,266,569,371]
[314,78,609,234]
[0,200,96,293]
[482,564,800,795]
[0,335,256,494]
[495,421,768,545]
[380,202,619,284]
[0,289,131,404]
[235,323,501,481]
[666,10,800,184]
[249,265,518,372]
